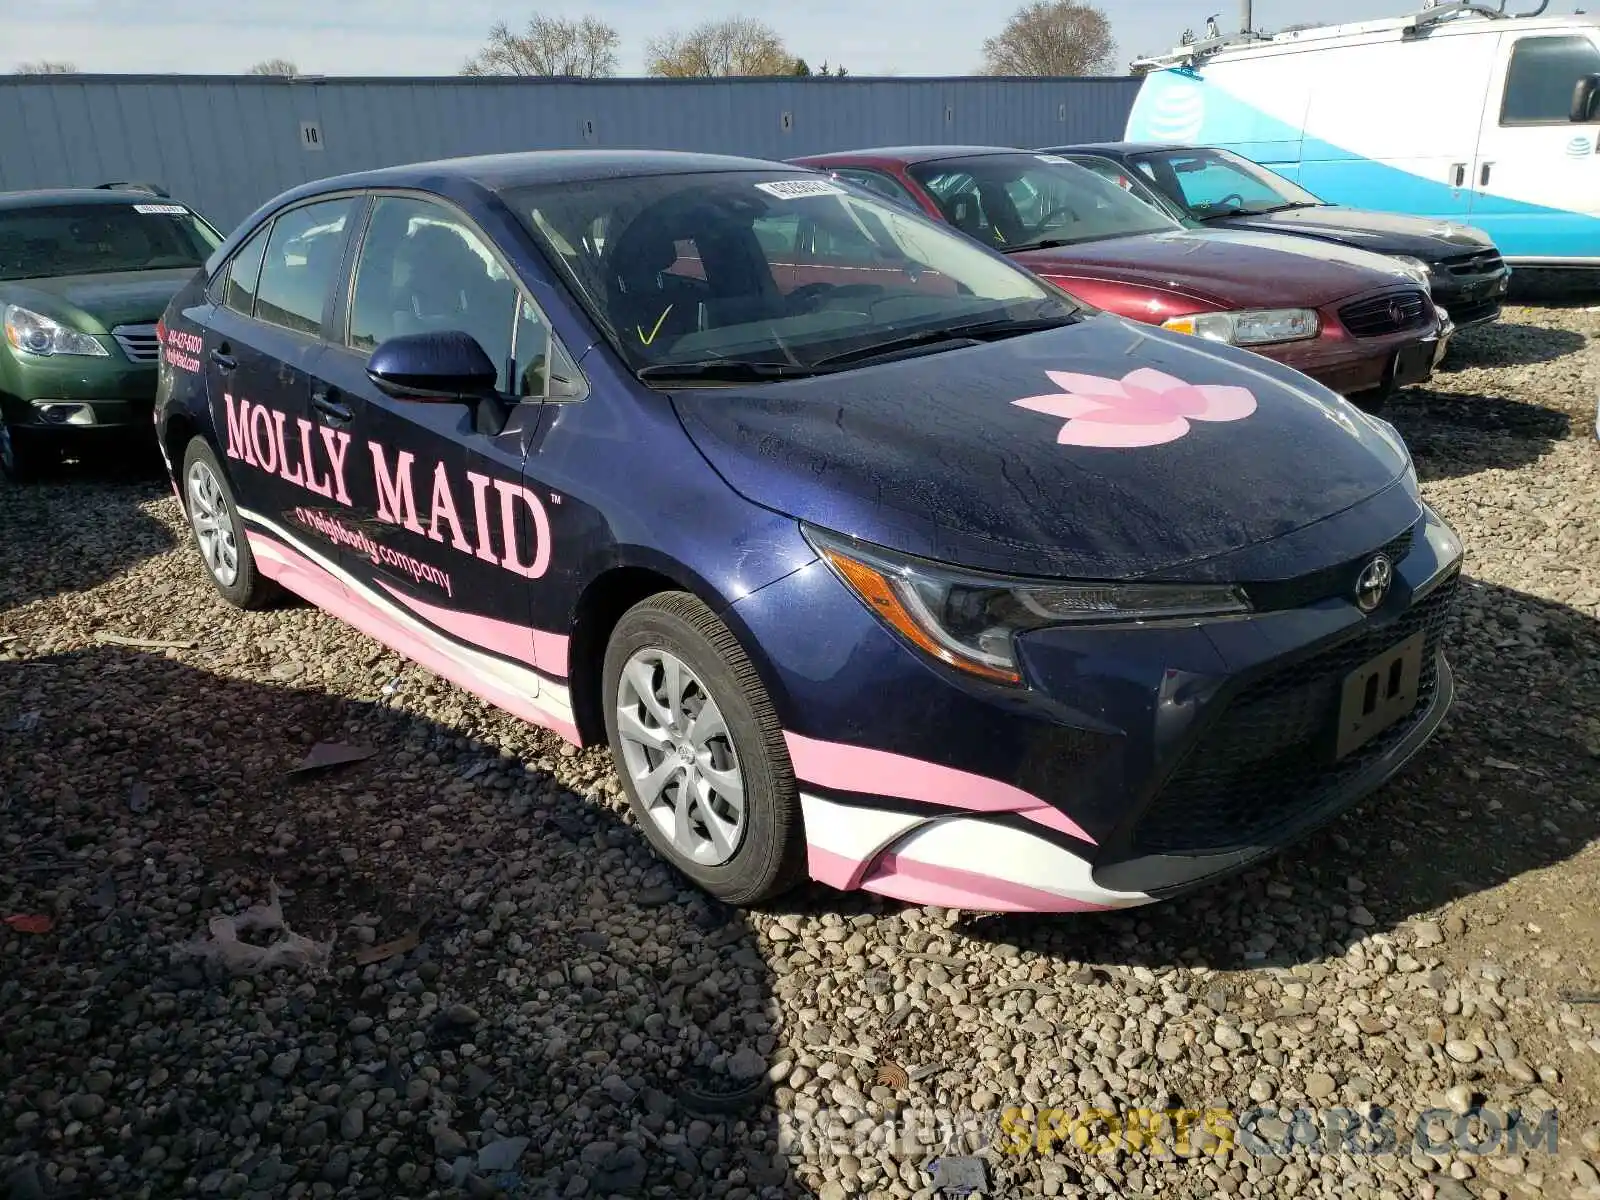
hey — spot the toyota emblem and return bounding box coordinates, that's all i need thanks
[1355,554,1393,613]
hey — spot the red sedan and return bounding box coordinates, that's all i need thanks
[788,147,1453,406]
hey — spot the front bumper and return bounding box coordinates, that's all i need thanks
[1260,306,1444,397]
[1,354,159,432]
[1432,269,1510,330]
[732,498,1463,913]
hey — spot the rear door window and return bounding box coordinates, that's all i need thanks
[1500,35,1600,124]
[254,198,359,336]
[830,168,921,210]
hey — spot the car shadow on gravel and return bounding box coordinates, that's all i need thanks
[0,478,176,613]
[1383,388,1572,483]
[1442,321,1587,368]
[940,577,1600,977]
[0,645,807,1200]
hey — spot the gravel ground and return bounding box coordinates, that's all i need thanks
[2,302,1599,1200]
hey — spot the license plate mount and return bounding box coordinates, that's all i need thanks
[1335,631,1426,760]
[1392,339,1437,388]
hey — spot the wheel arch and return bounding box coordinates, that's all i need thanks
[565,553,796,749]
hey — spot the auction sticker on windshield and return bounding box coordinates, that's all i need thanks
[753,179,847,199]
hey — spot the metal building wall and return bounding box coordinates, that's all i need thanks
[0,75,1140,229]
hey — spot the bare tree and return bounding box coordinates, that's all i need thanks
[645,17,793,78]
[980,1,1116,76]
[14,61,78,75]
[248,58,299,77]
[461,15,620,77]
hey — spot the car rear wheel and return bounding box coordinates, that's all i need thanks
[602,591,806,906]
[181,437,279,610]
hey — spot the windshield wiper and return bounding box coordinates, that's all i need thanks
[812,314,1080,370]
[636,359,825,383]
[1002,238,1075,252]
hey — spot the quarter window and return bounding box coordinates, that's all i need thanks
[1501,36,1600,124]
[348,196,518,390]
[221,224,271,316]
[254,198,358,336]
[512,296,584,400]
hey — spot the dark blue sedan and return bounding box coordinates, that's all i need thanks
[154,149,1464,912]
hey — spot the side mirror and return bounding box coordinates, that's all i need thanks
[1572,74,1600,123]
[366,330,499,401]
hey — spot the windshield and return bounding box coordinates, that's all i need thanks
[501,171,1078,378]
[0,202,221,281]
[1064,155,1200,228]
[906,152,1182,252]
[1129,148,1324,220]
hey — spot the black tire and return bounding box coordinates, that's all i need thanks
[1348,387,1390,414]
[0,424,51,483]
[602,591,806,907]
[179,436,281,610]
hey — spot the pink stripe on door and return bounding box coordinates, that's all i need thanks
[375,580,571,677]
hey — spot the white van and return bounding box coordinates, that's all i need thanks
[1125,1,1600,269]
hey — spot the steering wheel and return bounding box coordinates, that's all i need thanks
[1215,192,1246,210]
[786,282,887,313]
[1032,204,1080,231]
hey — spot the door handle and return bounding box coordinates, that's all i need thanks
[311,389,352,424]
[1451,163,1466,187]
[1480,162,1493,187]
[209,348,236,371]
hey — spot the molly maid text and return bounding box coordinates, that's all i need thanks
[223,394,552,579]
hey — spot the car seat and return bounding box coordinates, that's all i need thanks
[604,219,705,353]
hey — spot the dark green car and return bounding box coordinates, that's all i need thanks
[0,188,223,480]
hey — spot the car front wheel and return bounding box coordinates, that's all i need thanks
[0,424,50,483]
[181,436,280,610]
[602,591,806,906]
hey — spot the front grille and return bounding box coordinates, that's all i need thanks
[1440,249,1505,278]
[1241,526,1415,613]
[111,323,160,363]
[1131,574,1460,856]
[1446,296,1502,326]
[1339,290,1432,338]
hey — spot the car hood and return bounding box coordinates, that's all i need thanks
[1217,206,1498,258]
[1010,229,1415,309]
[670,313,1411,579]
[0,269,196,332]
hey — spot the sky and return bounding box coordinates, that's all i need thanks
[9,0,1562,77]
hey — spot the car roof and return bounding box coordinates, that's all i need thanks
[1039,143,1188,156]
[797,146,1039,166]
[0,188,184,211]
[295,149,796,197]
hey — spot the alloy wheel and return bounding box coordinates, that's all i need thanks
[614,647,747,867]
[186,460,240,587]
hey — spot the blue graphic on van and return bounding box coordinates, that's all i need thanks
[1127,68,1600,264]
[1569,135,1595,158]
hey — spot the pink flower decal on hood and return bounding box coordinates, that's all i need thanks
[1013,368,1258,449]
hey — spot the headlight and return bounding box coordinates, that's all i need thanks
[3,305,109,358]
[804,525,1251,686]
[1391,255,1434,294]
[1161,308,1320,347]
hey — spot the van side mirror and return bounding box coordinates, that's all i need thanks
[1572,74,1600,123]
[367,331,499,401]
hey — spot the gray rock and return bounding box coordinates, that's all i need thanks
[477,1136,530,1173]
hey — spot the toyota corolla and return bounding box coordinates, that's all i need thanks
[155,150,1463,912]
